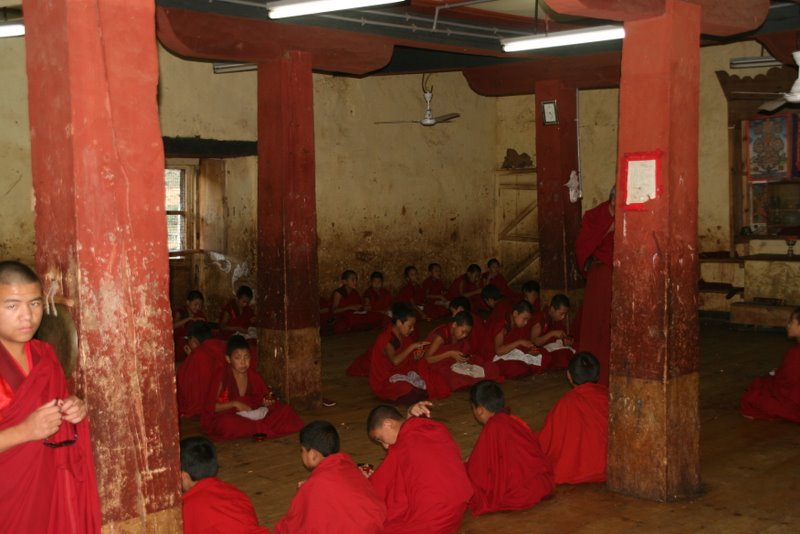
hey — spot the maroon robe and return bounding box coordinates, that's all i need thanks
[370,417,472,534]
[331,287,384,334]
[741,345,800,422]
[531,310,575,370]
[182,477,269,533]
[447,274,484,312]
[201,366,303,441]
[173,307,208,362]
[274,453,386,534]
[219,299,255,331]
[421,276,451,319]
[177,338,228,418]
[488,315,552,378]
[538,383,609,484]
[481,272,521,300]
[575,200,614,385]
[368,327,423,402]
[466,412,553,515]
[0,340,101,533]
[363,286,393,313]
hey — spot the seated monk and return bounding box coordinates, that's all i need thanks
[420,312,502,399]
[201,336,303,441]
[274,421,386,533]
[538,352,608,484]
[466,381,553,515]
[363,271,393,315]
[219,285,256,337]
[368,402,473,533]
[481,258,521,300]
[531,294,575,370]
[331,270,384,335]
[368,303,430,404]
[396,266,430,321]
[482,284,513,328]
[741,308,800,423]
[521,280,542,315]
[177,322,228,418]
[421,263,451,320]
[180,436,269,533]
[489,300,551,378]
[447,263,484,313]
[173,290,208,362]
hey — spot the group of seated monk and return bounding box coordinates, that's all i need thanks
[322,259,523,335]
[181,353,609,533]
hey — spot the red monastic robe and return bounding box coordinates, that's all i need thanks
[174,307,208,362]
[466,412,553,515]
[331,287,384,334]
[538,383,609,484]
[368,327,423,402]
[741,345,800,422]
[421,276,451,319]
[488,316,552,378]
[481,273,521,301]
[177,338,228,418]
[201,366,303,441]
[363,286,393,313]
[396,282,426,307]
[531,310,575,370]
[220,299,255,331]
[575,200,614,386]
[447,274,484,312]
[274,453,386,534]
[0,340,101,533]
[370,417,472,534]
[182,477,269,534]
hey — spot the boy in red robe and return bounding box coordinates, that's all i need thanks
[522,280,542,314]
[201,336,303,441]
[531,294,575,370]
[538,352,609,484]
[489,300,551,378]
[482,284,514,328]
[219,285,256,336]
[363,271,393,314]
[421,263,451,320]
[466,380,553,515]
[331,270,384,334]
[173,290,207,362]
[368,303,430,404]
[274,421,386,533]
[481,258,520,300]
[180,436,269,533]
[177,322,228,418]
[741,308,800,422]
[0,260,101,533]
[447,264,484,312]
[396,266,430,321]
[368,402,472,533]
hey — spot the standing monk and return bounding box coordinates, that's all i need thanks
[0,261,101,533]
[575,186,615,386]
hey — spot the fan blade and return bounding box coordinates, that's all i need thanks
[374,120,420,124]
[433,112,460,123]
[759,97,788,112]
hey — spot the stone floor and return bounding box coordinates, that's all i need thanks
[180,321,800,533]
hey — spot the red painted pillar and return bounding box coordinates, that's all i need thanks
[535,81,583,294]
[24,0,181,529]
[257,51,322,407]
[608,0,702,501]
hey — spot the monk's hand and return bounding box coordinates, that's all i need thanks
[519,340,535,350]
[23,399,62,441]
[407,401,433,419]
[60,396,88,424]
[234,401,252,412]
[452,351,467,363]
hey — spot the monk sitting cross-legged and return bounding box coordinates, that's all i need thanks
[330,270,384,334]
[396,265,430,321]
[447,263,484,313]
[368,402,473,534]
[219,285,256,337]
[201,335,303,441]
[173,289,208,362]
[489,300,552,379]
[177,321,227,418]
[274,421,386,533]
[362,271,393,316]
[422,262,451,320]
[481,258,520,300]
[465,380,554,515]
[531,294,576,370]
[538,352,609,484]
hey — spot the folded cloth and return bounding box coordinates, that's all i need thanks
[389,370,427,390]
[450,362,486,378]
[236,406,268,421]
[493,349,543,367]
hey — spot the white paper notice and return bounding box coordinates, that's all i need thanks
[626,159,657,205]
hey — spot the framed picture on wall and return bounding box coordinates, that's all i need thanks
[743,114,797,182]
[541,100,558,125]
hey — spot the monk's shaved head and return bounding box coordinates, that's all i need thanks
[569,352,600,385]
[367,404,403,432]
[0,261,41,287]
[470,380,505,413]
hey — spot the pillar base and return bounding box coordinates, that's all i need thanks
[259,326,321,409]
[101,507,181,533]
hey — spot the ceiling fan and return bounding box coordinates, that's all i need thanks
[732,50,800,112]
[375,74,460,127]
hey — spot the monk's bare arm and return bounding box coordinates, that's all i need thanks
[424,336,466,364]
[495,331,535,355]
[384,341,428,365]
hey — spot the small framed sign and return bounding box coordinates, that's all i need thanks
[541,100,558,125]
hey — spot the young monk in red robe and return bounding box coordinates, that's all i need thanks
[0,261,101,533]
[368,402,472,533]
[482,284,514,328]
[396,266,430,321]
[181,436,270,533]
[177,322,228,418]
[466,380,553,515]
[481,258,520,300]
[447,263,484,312]
[538,352,608,484]
[331,270,384,334]
[422,263,451,319]
[362,271,393,314]
[275,421,386,533]
[489,300,551,378]
[173,290,207,362]
[368,303,430,404]
[201,336,303,441]
[219,285,256,336]
[531,294,575,370]
[575,187,615,385]
[741,308,800,422]
[522,280,542,314]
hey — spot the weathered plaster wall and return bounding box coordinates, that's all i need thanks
[579,88,619,209]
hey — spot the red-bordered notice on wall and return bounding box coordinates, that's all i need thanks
[620,150,662,211]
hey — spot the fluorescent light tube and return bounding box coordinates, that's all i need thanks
[502,25,624,53]
[729,56,783,69]
[0,23,25,38]
[267,0,404,20]
[213,62,257,74]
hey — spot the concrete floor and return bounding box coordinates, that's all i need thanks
[181,322,800,533]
